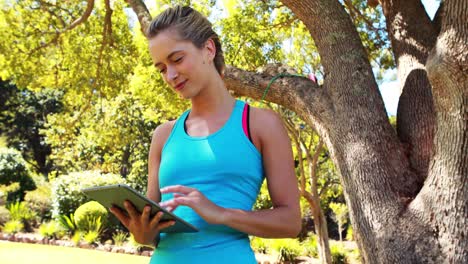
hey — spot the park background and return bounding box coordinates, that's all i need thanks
[1,0,459,264]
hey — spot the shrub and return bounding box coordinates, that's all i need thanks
[0,206,10,226]
[271,238,303,262]
[74,201,107,232]
[0,148,36,203]
[51,170,124,217]
[57,213,76,234]
[83,230,100,244]
[112,230,128,246]
[7,201,36,231]
[302,235,319,258]
[250,236,269,254]
[39,221,66,239]
[24,183,52,222]
[2,220,24,234]
[71,231,82,245]
[330,243,347,264]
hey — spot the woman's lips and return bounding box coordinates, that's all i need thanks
[175,80,187,91]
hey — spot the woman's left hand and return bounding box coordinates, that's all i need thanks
[159,185,226,225]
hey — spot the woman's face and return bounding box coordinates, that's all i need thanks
[148,30,214,99]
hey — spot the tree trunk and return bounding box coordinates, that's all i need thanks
[381,0,437,191]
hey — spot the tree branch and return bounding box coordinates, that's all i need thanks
[126,0,152,36]
[66,0,95,31]
[29,0,95,55]
[224,66,330,126]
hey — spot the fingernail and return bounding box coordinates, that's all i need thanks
[145,206,151,212]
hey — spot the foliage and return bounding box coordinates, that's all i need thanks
[112,230,128,246]
[24,183,53,222]
[0,148,36,203]
[71,231,82,245]
[2,219,24,234]
[330,202,349,241]
[330,243,347,264]
[270,238,303,262]
[0,205,10,226]
[346,224,354,241]
[250,236,269,254]
[73,201,107,232]
[51,170,124,217]
[0,80,64,178]
[57,213,77,234]
[302,235,319,258]
[39,220,66,239]
[83,230,101,244]
[7,201,35,222]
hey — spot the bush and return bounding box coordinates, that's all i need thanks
[302,235,319,258]
[250,236,269,254]
[39,221,66,239]
[24,183,52,222]
[7,201,36,231]
[57,213,76,234]
[2,219,24,234]
[330,243,347,264]
[271,238,303,262]
[0,148,36,203]
[51,170,125,217]
[74,201,107,232]
[0,206,10,226]
[112,230,128,246]
[83,230,100,244]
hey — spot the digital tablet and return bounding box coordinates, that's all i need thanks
[81,184,198,233]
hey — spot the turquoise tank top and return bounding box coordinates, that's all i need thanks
[150,100,264,263]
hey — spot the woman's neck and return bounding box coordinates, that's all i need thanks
[189,77,236,117]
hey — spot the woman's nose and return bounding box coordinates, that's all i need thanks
[167,66,178,80]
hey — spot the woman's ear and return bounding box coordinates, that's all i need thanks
[204,39,216,62]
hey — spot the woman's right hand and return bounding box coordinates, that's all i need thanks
[109,200,175,246]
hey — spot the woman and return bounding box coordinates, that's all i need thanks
[110,5,301,263]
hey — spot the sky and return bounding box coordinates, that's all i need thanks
[134,0,441,116]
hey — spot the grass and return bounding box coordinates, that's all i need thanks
[0,241,150,264]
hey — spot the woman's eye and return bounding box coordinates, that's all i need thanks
[159,68,166,74]
[174,57,183,63]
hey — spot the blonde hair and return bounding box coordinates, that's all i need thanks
[147,6,225,76]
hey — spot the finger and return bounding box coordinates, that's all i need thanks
[173,197,193,207]
[149,211,164,229]
[160,185,196,195]
[109,206,130,228]
[156,220,176,231]
[159,199,180,209]
[165,206,175,212]
[141,205,151,223]
[124,200,140,219]
[173,193,185,198]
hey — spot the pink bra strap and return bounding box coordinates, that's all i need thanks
[242,103,252,142]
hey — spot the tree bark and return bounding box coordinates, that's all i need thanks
[380,0,437,190]
[414,0,468,262]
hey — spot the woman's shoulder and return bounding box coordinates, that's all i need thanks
[151,120,177,149]
[249,105,284,129]
[247,105,287,152]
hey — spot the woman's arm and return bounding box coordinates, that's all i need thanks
[110,121,176,245]
[160,109,301,238]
